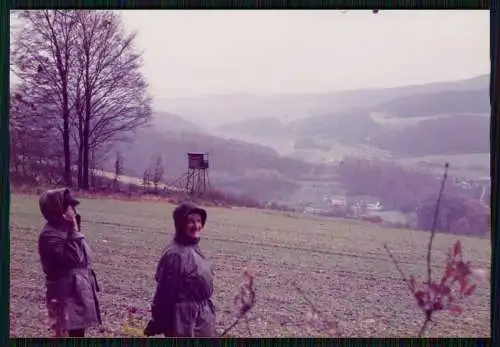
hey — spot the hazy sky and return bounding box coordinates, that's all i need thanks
[10,10,490,98]
[118,10,490,99]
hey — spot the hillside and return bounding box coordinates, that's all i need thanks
[369,115,490,157]
[199,74,490,176]
[154,74,489,130]
[289,82,489,154]
[372,88,489,118]
[107,74,491,206]
[295,112,383,146]
[106,127,318,203]
[218,117,291,139]
[150,111,206,134]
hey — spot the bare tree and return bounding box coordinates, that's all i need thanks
[11,10,152,190]
[152,156,164,194]
[11,10,78,187]
[9,89,62,184]
[71,10,152,190]
[114,151,124,191]
[68,54,86,188]
[142,169,151,193]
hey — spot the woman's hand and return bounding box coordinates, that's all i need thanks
[62,206,79,232]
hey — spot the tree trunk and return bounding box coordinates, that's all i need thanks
[62,80,72,187]
[82,119,90,190]
[77,107,84,189]
[78,140,83,188]
[90,147,96,189]
[82,60,91,190]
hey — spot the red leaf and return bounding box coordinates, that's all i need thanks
[443,295,453,307]
[433,301,444,311]
[414,291,427,308]
[440,285,451,296]
[463,284,477,297]
[429,282,441,293]
[453,240,462,258]
[414,291,426,300]
[444,264,455,281]
[449,305,463,315]
[456,261,472,278]
[458,277,469,295]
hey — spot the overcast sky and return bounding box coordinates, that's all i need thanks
[117,10,490,98]
[10,10,490,98]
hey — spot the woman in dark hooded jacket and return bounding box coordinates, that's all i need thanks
[144,202,217,337]
[38,188,102,337]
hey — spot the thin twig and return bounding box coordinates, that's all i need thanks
[244,316,252,336]
[220,318,240,337]
[418,318,430,337]
[220,270,256,337]
[384,243,432,337]
[383,244,413,294]
[427,163,449,285]
[292,281,321,315]
[292,281,342,336]
[219,316,257,337]
[419,163,448,337]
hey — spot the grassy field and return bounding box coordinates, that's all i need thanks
[9,194,490,337]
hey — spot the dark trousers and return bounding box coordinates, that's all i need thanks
[68,329,85,337]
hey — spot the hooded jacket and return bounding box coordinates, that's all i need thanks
[38,188,102,332]
[145,202,216,337]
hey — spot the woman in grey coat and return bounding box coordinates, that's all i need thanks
[144,202,216,337]
[38,188,102,337]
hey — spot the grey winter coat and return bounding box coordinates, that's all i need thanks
[145,203,216,337]
[38,188,102,333]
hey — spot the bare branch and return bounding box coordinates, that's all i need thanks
[427,163,450,285]
[220,270,256,337]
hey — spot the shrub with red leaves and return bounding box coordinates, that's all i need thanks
[407,240,477,327]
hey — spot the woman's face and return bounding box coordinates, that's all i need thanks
[184,213,203,239]
[63,205,77,221]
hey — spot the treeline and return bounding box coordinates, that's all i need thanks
[337,157,470,212]
[418,194,489,236]
[337,157,490,235]
[10,10,151,190]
